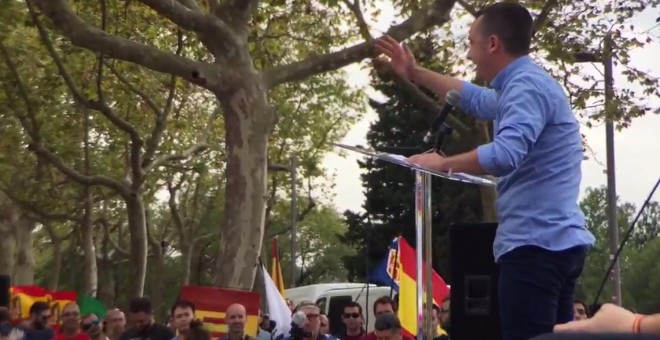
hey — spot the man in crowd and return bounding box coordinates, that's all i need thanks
[364,298,412,340]
[53,302,88,340]
[104,309,126,340]
[373,313,402,340]
[23,302,55,340]
[119,297,174,340]
[82,314,106,340]
[573,300,589,321]
[221,304,254,340]
[337,302,364,340]
[171,300,195,340]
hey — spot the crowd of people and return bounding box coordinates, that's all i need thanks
[1,291,660,340]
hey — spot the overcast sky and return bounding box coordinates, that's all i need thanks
[322,2,660,214]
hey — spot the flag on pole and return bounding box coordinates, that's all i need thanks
[262,265,292,339]
[271,238,286,298]
[397,237,450,338]
[179,285,260,338]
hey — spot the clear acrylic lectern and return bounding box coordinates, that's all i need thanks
[333,142,495,340]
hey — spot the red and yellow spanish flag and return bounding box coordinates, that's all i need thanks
[9,285,50,320]
[49,290,77,324]
[271,238,286,298]
[179,285,260,338]
[397,237,450,338]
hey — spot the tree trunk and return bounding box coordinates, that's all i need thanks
[0,225,15,277]
[126,193,148,297]
[44,223,62,290]
[148,242,164,314]
[213,74,274,289]
[81,107,98,295]
[13,217,35,285]
[182,243,193,285]
[0,191,18,277]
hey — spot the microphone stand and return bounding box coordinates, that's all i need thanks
[432,122,453,155]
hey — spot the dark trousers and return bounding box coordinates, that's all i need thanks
[498,245,588,340]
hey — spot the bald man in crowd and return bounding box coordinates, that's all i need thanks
[221,304,254,340]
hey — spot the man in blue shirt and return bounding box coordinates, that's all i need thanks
[375,2,595,340]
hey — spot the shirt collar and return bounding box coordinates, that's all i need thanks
[490,55,532,91]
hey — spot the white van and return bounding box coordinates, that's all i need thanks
[285,283,375,306]
[316,286,396,334]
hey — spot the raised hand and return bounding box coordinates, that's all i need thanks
[374,35,417,80]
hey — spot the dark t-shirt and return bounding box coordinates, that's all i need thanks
[23,327,56,340]
[118,323,174,340]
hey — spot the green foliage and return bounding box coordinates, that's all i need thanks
[339,35,483,283]
[574,186,660,311]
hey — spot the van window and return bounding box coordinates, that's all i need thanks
[327,295,354,336]
[316,297,327,314]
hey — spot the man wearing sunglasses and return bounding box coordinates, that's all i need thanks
[82,314,107,340]
[23,302,55,340]
[338,302,364,340]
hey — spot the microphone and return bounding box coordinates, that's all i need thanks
[291,311,306,327]
[423,90,460,144]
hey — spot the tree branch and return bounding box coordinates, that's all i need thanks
[531,0,558,38]
[25,1,144,148]
[142,29,185,167]
[97,217,130,258]
[456,0,477,16]
[1,39,132,197]
[140,106,220,178]
[167,176,187,244]
[32,0,232,91]
[28,144,131,196]
[262,0,457,88]
[341,0,372,41]
[135,0,240,45]
[216,0,259,32]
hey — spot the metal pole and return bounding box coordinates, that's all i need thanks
[603,33,622,305]
[414,170,424,340]
[423,173,434,340]
[290,153,298,288]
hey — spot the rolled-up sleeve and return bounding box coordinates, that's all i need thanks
[476,81,549,177]
[460,81,498,121]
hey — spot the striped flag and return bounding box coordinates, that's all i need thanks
[271,238,286,297]
[10,285,49,320]
[179,285,260,338]
[397,237,450,338]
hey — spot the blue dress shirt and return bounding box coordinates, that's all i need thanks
[460,55,595,261]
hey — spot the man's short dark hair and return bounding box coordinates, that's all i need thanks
[373,296,398,314]
[374,313,401,332]
[476,2,533,56]
[171,300,196,316]
[343,301,362,315]
[129,297,152,314]
[29,301,50,316]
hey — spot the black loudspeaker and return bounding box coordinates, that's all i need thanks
[449,222,500,340]
[0,275,9,307]
[532,333,660,340]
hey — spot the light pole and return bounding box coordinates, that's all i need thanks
[572,36,622,305]
[267,152,298,288]
[602,33,622,305]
